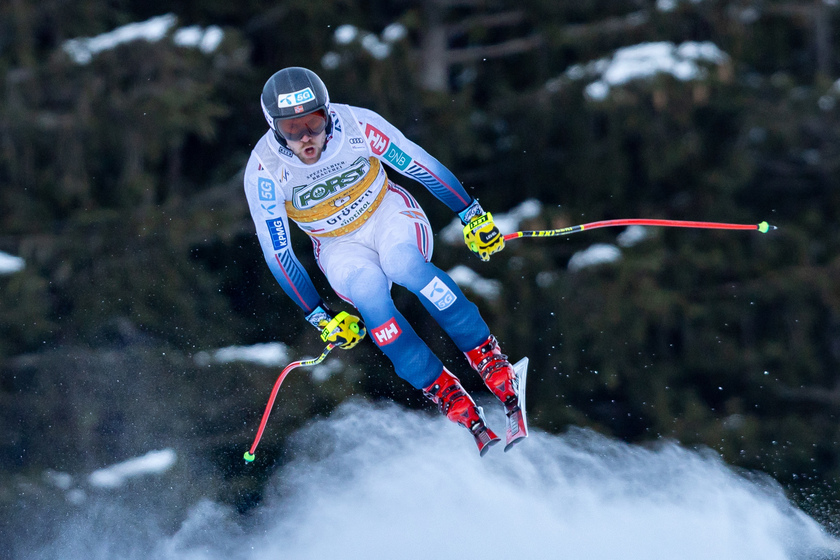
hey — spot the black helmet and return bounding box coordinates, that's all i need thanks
[260,67,332,142]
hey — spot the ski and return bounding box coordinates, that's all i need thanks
[504,357,529,451]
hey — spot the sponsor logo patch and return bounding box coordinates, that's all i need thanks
[265,218,289,250]
[277,87,315,108]
[372,318,402,346]
[421,277,457,311]
[365,124,389,155]
[278,166,290,184]
[384,143,410,170]
[291,157,371,210]
[258,178,276,202]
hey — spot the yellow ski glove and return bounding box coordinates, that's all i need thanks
[318,311,366,350]
[463,212,505,262]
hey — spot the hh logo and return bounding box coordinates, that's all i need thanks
[372,318,402,346]
[365,124,389,155]
[421,277,456,311]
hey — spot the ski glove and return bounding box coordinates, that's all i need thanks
[461,201,505,262]
[306,304,366,350]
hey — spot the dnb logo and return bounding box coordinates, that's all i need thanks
[372,318,402,346]
[421,277,456,311]
[265,218,289,250]
[277,87,315,108]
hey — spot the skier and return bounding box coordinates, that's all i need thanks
[243,67,526,454]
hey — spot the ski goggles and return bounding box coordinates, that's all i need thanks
[276,110,328,142]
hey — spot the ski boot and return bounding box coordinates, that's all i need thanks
[465,335,528,451]
[423,368,500,456]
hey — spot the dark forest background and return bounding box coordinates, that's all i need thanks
[3,0,840,534]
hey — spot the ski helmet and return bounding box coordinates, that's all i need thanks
[260,67,332,143]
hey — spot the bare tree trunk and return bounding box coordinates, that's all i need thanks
[420,0,449,92]
[814,0,831,79]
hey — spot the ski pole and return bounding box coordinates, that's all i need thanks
[244,342,338,463]
[503,218,775,242]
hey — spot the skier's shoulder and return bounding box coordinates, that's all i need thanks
[341,103,390,129]
[249,130,296,168]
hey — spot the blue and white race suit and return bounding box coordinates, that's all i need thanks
[244,103,491,389]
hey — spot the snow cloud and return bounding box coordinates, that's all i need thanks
[21,401,840,559]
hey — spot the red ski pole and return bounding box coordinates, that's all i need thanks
[244,342,338,463]
[503,219,775,242]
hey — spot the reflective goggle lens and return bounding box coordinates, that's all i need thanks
[277,111,327,142]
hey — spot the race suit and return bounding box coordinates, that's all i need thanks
[243,103,491,389]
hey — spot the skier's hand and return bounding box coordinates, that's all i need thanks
[319,311,366,350]
[463,211,505,261]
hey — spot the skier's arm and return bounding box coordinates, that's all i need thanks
[243,159,323,317]
[354,106,474,213]
[354,107,504,260]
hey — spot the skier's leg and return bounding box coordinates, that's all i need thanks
[464,335,517,407]
[334,257,500,453]
[317,235,497,453]
[465,335,529,450]
[372,190,517,403]
[372,186,526,448]
[423,367,500,456]
[384,247,521,409]
[374,186,490,351]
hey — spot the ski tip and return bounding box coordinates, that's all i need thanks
[243,451,255,463]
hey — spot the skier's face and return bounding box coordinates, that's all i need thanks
[278,111,328,164]
[287,129,327,165]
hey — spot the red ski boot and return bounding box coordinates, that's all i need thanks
[465,335,528,451]
[423,368,500,456]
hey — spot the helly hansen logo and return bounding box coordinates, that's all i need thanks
[372,318,402,346]
[365,124,389,155]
